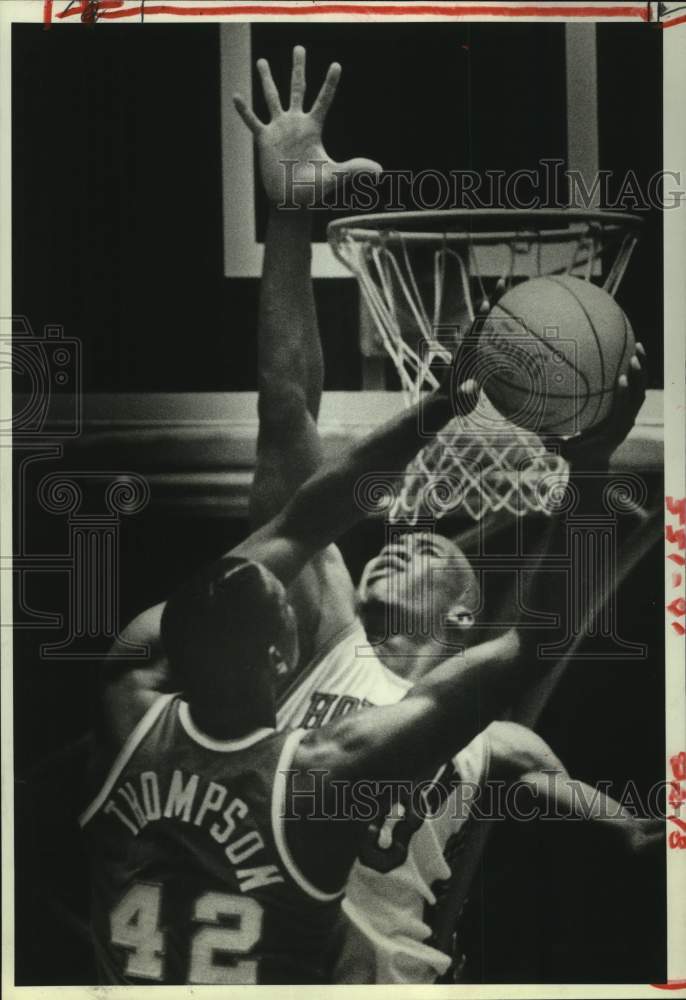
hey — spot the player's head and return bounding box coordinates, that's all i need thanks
[358,531,480,646]
[161,557,298,735]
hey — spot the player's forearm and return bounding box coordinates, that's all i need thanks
[319,631,534,787]
[258,208,323,420]
[280,390,453,556]
[414,629,528,721]
[250,208,326,529]
[522,772,637,833]
[516,460,632,657]
[236,388,464,585]
[405,644,546,779]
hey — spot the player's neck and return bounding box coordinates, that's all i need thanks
[373,633,453,681]
[361,602,456,678]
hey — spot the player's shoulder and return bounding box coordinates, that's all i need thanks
[308,544,358,636]
[99,602,170,753]
[107,602,166,657]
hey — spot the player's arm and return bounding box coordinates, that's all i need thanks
[97,603,170,751]
[285,628,539,891]
[303,630,535,785]
[97,51,382,746]
[518,772,664,853]
[513,349,648,660]
[487,721,664,855]
[236,48,382,661]
[231,376,478,587]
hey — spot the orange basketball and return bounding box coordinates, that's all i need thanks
[477,275,636,436]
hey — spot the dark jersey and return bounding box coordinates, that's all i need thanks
[80,693,342,984]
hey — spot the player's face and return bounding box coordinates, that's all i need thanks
[358,532,475,629]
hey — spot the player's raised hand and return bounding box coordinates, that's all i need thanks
[550,342,647,470]
[233,46,382,207]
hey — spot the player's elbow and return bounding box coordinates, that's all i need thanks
[485,721,566,784]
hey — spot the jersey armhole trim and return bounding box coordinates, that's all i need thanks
[78,692,176,828]
[271,728,344,904]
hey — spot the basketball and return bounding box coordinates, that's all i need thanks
[477,275,636,436]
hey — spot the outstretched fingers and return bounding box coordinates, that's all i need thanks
[310,61,342,124]
[256,58,283,118]
[232,93,265,135]
[289,45,306,111]
[617,347,646,395]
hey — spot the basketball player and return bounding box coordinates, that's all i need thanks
[233,47,655,983]
[82,335,569,982]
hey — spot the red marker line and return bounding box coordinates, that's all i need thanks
[661,12,686,29]
[51,2,651,23]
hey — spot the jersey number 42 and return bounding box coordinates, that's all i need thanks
[110,882,262,984]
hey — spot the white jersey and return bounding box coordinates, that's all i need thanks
[276,621,490,983]
[277,621,411,730]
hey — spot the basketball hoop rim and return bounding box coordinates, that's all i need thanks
[327,208,643,248]
[325,207,642,522]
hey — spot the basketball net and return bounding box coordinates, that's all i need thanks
[329,210,641,523]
